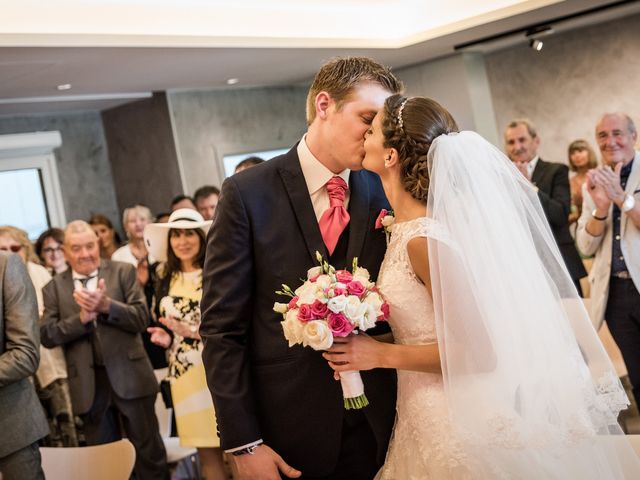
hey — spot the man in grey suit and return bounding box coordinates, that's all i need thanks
[41,220,168,479]
[0,252,49,479]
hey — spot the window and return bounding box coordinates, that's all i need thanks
[223,147,289,178]
[0,168,50,239]
[0,131,66,240]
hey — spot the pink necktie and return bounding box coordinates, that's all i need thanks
[319,176,350,255]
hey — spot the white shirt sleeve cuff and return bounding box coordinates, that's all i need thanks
[224,439,264,454]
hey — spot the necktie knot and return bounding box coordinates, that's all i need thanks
[326,176,348,206]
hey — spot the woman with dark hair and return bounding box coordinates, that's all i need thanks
[567,139,599,225]
[35,227,67,275]
[323,95,639,478]
[88,213,121,259]
[144,209,226,479]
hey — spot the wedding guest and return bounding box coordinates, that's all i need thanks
[505,119,587,295]
[170,194,196,212]
[234,156,265,174]
[41,220,168,479]
[577,112,640,408]
[0,226,77,447]
[193,185,220,221]
[113,205,166,368]
[155,212,171,223]
[145,209,226,479]
[0,252,49,480]
[567,139,598,225]
[35,228,68,275]
[88,214,121,259]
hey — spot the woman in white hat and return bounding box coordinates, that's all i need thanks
[144,208,226,479]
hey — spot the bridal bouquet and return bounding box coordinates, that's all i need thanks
[273,252,390,409]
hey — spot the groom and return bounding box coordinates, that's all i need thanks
[200,57,402,480]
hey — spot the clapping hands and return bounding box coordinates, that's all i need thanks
[586,163,624,210]
[74,278,111,324]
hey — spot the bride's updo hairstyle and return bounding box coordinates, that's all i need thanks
[381,94,458,202]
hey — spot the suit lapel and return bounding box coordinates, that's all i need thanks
[346,170,371,263]
[531,158,546,187]
[59,269,79,313]
[278,149,328,262]
[622,152,640,237]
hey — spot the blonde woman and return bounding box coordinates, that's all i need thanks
[567,139,598,224]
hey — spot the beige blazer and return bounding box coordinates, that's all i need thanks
[576,151,640,330]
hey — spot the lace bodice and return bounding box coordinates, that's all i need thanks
[378,217,436,345]
[376,216,472,480]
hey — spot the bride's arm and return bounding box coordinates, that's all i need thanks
[323,236,442,374]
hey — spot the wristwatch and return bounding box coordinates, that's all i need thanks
[621,194,636,213]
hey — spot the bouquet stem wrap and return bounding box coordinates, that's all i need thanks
[340,370,369,409]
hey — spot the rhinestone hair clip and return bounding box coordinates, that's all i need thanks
[397,99,408,129]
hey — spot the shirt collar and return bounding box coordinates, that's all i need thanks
[72,268,99,280]
[528,155,540,175]
[297,135,350,195]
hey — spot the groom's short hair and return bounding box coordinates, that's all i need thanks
[306,57,403,126]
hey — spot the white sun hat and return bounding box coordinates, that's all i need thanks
[143,208,212,262]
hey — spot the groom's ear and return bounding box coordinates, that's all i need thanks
[315,91,332,120]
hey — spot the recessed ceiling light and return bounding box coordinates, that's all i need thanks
[529,39,544,51]
[226,78,239,85]
[57,84,72,91]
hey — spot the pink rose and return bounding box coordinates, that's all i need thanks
[333,287,346,297]
[328,312,354,337]
[346,280,366,297]
[378,302,390,321]
[297,304,314,322]
[375,209,388,229]
[288,296,299,309]
[310,299,329,319]
[335,270,353,283]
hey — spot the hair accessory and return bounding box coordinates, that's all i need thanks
[397,99,408,130]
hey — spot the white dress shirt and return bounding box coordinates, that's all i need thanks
[527,155,540,178]
[297,135,350,220]
[72,269,99,292]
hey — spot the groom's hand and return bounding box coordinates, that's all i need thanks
[232,444,301,480]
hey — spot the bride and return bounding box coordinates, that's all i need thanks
[323,94,640,478]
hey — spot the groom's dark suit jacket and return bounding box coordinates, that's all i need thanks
[532,159,587,282]
[201,146,396,476]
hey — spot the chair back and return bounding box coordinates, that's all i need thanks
[40,439,136,480]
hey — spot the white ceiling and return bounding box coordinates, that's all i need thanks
[0,0,637,116]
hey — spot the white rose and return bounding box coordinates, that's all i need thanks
[302,320,333,350]
[306,266,322,280]
[335,282,347,290]
[361,304,378,330]
[353,266,371,284]
[315,274,332,290]
[327,294,348,313]
[295,282,320,305]
[273,302,288,314]
[381,215,394,228]
[344,295,366,325]
[281,309,304,346]
[363,291,383,314]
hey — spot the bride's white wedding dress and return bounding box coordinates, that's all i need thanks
[376,217,472,480]
[372,131,640,479]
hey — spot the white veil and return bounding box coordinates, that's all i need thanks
[426,131,639,478]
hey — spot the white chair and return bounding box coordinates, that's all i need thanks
[40,439,135,480]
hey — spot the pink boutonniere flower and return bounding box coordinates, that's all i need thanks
[375,209,395,240]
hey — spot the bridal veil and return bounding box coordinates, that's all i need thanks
[425,131,639,478]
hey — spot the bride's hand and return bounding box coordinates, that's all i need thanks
[323,333,386,373]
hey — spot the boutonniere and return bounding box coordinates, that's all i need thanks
[375,209,395,242]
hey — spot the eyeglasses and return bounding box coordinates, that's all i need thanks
[42,246,63,254]
[0,245,23,253]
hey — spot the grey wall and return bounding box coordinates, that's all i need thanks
[486,13,640,165]
[0,112,119,228]
[102,92,182,216]
[168,86,308,193]
[397,53,499,146]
